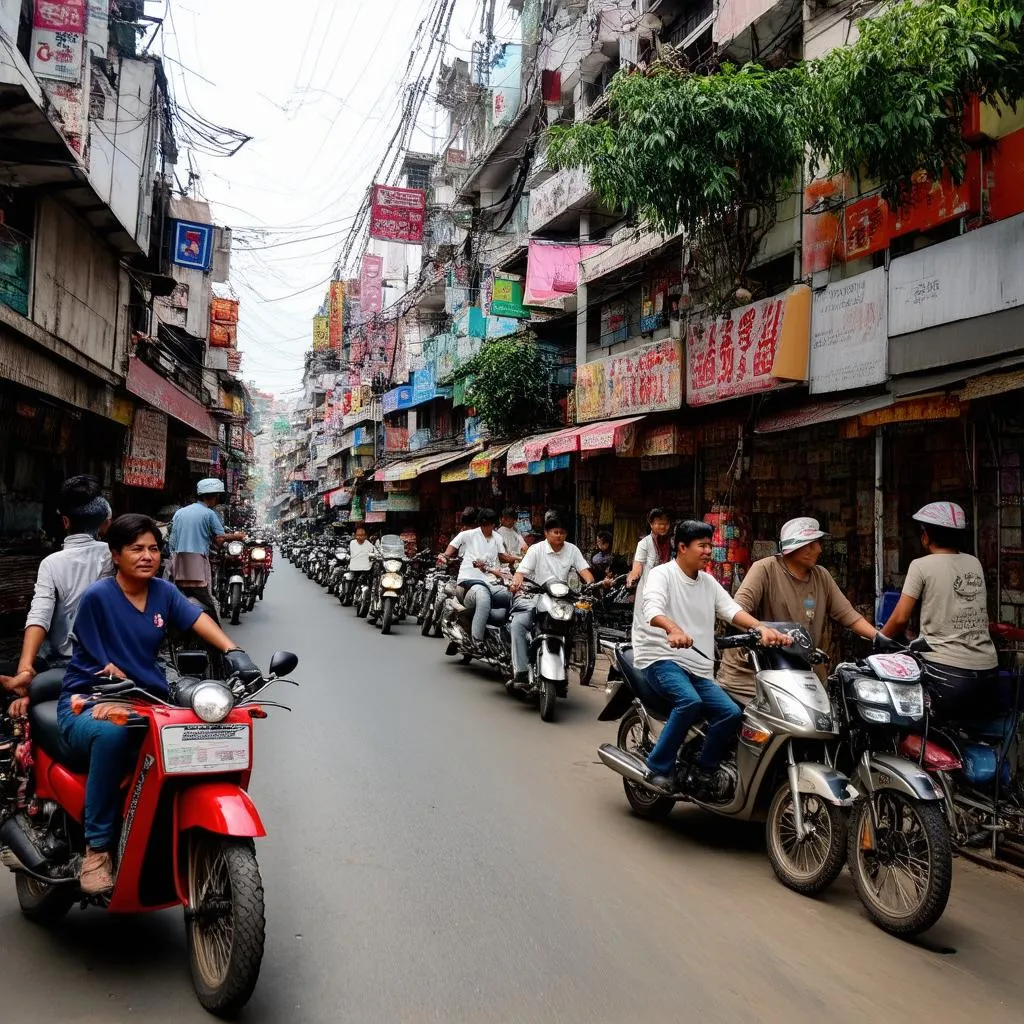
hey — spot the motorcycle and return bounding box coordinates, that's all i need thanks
[421,558,459,638]
[216,539,247,626]
[597,626,854,898]
[366,535,408,635]
[826,636,952,935]
[0,649,299,1017]
[245,538,271,611]
[569,574,627,686]
[441,578,514,673]
[404,550,434,622]
[327,544,350,596]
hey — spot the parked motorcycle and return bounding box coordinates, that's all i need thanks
[0,649,299,1016]
[441,579,513,672]
[827,636,952,935]
[327,544,350,596]
[216,539,247,625]
[421,558,459,638]
[404,550,434,622]
[366,535,408,635]
[597,626,853,897]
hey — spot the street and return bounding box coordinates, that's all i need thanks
[1,560,1023,1023]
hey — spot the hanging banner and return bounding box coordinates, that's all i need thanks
[490,277,528,318]
[575,338,683,423]
[809,267,888,394]
[123,408,168,489]
[491,43,522,127]
[312,314,330,351]
[210,297,239,324]
[186,438,214,463]
[369,185,426,244]
[686,286,811,407]
[637,423,695,458]
[360,254,384,316]
[31,0,86,84]
[524,241,606,305]
[328,280,345,349]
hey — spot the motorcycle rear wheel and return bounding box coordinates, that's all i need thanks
[617,709,675,819]
[229,583,243,625]
[766,782,847,895]
[381,597,395,635]
[15,873,75,925]
[420,588,435,635]
[847,793,951,936]
[186,833,265,1018]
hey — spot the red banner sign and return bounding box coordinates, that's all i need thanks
[123,408,167,489]
[126,358,217,439]
[369,185,426,244]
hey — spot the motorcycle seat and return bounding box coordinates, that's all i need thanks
[616,646,673,719]
[28,701,90,775]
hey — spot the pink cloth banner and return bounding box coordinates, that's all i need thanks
[524,241,605,305]
[360,254,384,316]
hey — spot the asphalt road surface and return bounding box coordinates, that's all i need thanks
[3,559,1024,1023]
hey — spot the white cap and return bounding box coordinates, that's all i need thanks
[780,517,826,554]
[197,478,226,496]
[912,501,967,530]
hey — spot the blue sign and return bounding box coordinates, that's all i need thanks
[528,453,570,475]
[171,220,214,271]
[465,416,483,445]
[353,426,372,447]
[411,367,436,405]
[382,384,414,414]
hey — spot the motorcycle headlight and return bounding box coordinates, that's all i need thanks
[227,541,244,556]
[335,549,347,559]
[887,683,924,719]
[384,559,403,573]
[192,682,234,723]
[772,690,813,728]
[548,602,574,621]
[547,581,570,598]
[381,572,404,589]
[853,678,890,705]
[250,547,266,561]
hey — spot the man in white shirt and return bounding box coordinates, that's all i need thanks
[497,507,527,559]
[349,524,377,572]
[635,519,789,795]
[443,508,517,646]
[508,511,595,683]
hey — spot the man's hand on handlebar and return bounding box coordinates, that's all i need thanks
[755,626,792,649]
[665,627,694,649]
[96,663,127,680]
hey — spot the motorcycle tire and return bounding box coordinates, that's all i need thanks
[420,593,435,635]
[616,709,675,819]
[229,582,243,625]
[539,678,557,722]
[847,793,952,936]
[430,600,444,638]
[765,782,847,896]
[15,872,75,925]
[186,833,265,1017]
[381,597,395,635]
[356,591,370,618]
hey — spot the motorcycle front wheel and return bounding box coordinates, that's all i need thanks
[229,582,243,625]
[381,596,395,635]
[356,590,370,618]
[420,587,436,634]
[186,833,265,1018]
[847,793,952,936]
[765,782,847,896]
[538,678,557,722]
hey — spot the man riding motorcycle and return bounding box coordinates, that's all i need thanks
[57,514,258,895]
[1,475,113,718]
[881,501,1000,716]
[634,519,790,795]
[442,508,518,652]
[508,511,595,685]
[718,516,879,704]
[168,478,245,621]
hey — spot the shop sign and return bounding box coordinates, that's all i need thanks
[353,425,372,447]
[491,43,522,128]
[686,286,811,407]
[328,280,345,348]
[228,424,245,452]
[365,510,387,523]
[506,437,532,476]
[576,338,683,423]
[600,301,628,346]
[186,438,214,462]
[312,314,330,351]
[210,297,239,324]
[636,423,695,458]
[209,322,236,348]
[465,415,483,445]
[31,1,85,84]
[453,306,485,338]
[441,459,474,483]
[111,396,134,426]
[359,257,382,317]
[0,234,30,315]
[126,358,217,439]
[369,185,426,244]
[468,451,495,479]
[889,211,1024,337]
[489,278,528,318]
[485,315,519,339]
[123,408,167,489]
[384,425,409,451]
[578,418,642,454]
[528,453,570,475]
[383,479,413,493]
[840,394,961,438]
[387,493,421,512]
[809,267,888,394]
[171,221,214,271]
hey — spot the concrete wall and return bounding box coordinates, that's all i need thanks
[31,197,123,372]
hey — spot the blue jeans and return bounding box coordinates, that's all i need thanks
[463,582,511,642]
[644,661,742,776]
[57,699,141,852]
[510,596,537,675]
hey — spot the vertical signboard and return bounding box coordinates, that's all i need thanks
[123,408,168,489]
[359,254,384,316]
[328,280,345,350]
[312,314,330,351]
[31,0,86,84]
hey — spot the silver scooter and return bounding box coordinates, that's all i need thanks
[597,624,855,896]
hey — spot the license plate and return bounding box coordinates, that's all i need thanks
[161,723,251,774]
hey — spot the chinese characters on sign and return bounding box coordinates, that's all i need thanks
[575,339,682,423]
[369,185,426,244]
[31,1,86,84]
[123,408,168,489]
[686,287,811,407]
[312,315,330,351]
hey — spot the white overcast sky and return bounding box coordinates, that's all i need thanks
[151,0,520,396]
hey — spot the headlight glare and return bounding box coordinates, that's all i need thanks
[192,682,234,723]
[773,690,813,728]
[381,572,404,589]
[227,541,244,556]
[547,581,570,598]
[384,559,403,572]
[250,547,266,560]
[854,678,890,705]
[549,602,574,621]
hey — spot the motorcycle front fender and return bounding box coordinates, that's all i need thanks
[537,636,566,682]
[228,574,245,586]
[795,763,857,807]
[858,753,943,802]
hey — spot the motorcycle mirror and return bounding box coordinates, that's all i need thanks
[269,651,299,678]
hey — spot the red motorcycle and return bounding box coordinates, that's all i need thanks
[0,649,298,1017]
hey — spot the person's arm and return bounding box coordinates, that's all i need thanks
[822,570,877,640]
[509,546,537,593]
[882,560,922,638]
[571,546,595,586]
[731,559,766,616]
[3,561,59,691]
[626,539,646,587]
[191,613,240,654]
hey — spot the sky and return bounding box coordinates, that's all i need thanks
[150,0,521,397]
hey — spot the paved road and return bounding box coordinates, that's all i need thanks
[3,560,1024,1022]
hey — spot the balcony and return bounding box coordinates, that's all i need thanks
[528,167,595,234]
[714,0,801,61]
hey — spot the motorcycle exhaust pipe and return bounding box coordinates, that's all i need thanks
[0,813,48,873]
[597,743,655,787]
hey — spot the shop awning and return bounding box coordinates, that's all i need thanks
[374,447,481,482]
[523,426,583,462]
[440,443,513,484]
[755,395,895,434]
[126,357,218,440]
[578,415,646,453]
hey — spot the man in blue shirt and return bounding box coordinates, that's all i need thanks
[168,478,245,620]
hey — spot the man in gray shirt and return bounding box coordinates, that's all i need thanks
[1,476,112,712]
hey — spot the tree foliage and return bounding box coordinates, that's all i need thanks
[548,0,1024,229]
[444,339,557,439]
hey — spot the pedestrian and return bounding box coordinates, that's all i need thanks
[497,507,528,558]
[627,508,674,635]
